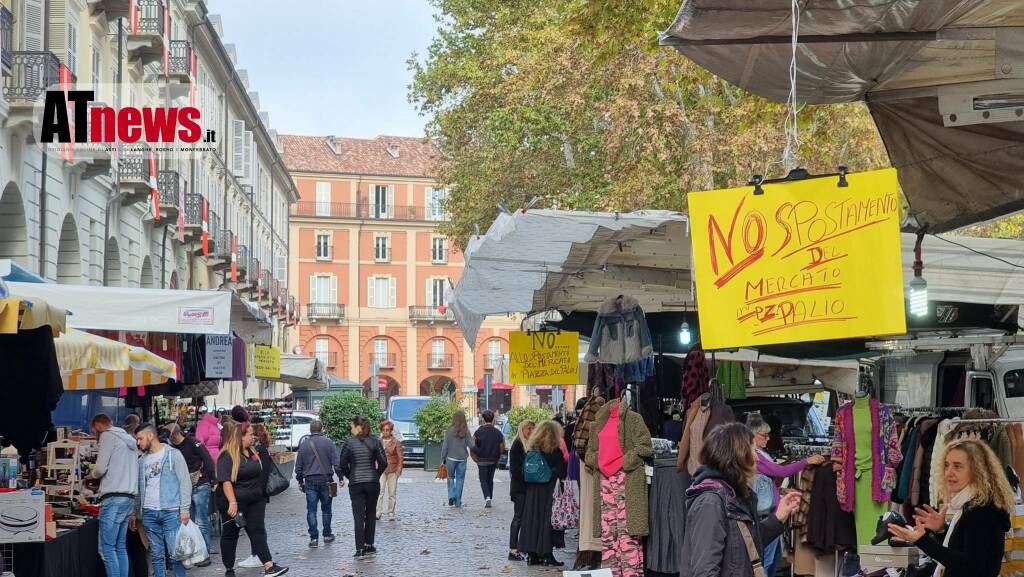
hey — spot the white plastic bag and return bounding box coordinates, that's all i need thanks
[172,520,208,567]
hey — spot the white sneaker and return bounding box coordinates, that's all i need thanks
[239,555,263,568]
[485,499,492,509]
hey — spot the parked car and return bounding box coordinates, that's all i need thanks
[727,396,828,456]
[497,417,511,469]
[287,411,319,450]
[387,396,432,466]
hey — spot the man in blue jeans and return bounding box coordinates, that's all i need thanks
[87,413,140,577]
[166,423,215,562]
[130,424,192,577]
[295,420,340,548]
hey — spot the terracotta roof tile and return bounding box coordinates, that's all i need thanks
[280,134,438,178]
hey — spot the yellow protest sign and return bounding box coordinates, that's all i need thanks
[509,331,579,385]
[688,168,906,349]
[253,344,281,379]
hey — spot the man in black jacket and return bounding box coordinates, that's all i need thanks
[471,410,505,508]
[165,423,215,564]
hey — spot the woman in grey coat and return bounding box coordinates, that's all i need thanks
[680,423,800,577]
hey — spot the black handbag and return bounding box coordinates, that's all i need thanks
[265,459,290,497]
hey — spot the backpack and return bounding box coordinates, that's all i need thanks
[524,451,552,483]
[751,473,774,515]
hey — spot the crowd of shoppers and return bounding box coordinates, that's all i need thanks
[89,407,289,577]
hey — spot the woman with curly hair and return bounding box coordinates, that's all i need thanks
[889,438,1014,577]
[518,420,568,567]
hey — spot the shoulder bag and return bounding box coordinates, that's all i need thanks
[262,449,290,497]
[736,520,768,577]
[309,439,338,497]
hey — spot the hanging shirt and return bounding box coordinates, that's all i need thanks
[231,335,247,381]
[598,404,624,476]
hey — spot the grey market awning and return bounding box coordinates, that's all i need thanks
[261,354,328,390]
[448,209,693,346]
[660,0,1024,232]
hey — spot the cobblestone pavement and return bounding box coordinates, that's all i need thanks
[190,465,578,577]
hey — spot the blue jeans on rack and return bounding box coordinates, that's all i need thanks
[446,459,467,507]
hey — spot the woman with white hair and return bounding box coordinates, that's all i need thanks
[747,413,825,577]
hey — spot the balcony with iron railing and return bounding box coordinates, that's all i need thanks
[306,303,346,322]
[236,245,249,277]
[314,351,338,369]
[409,306,456,323]
[150,170,181,220]
[293,202,450,222]
[259,269,271,294]
[4,52,61,129]
[249,257,261,287]
[428,353,455,370]
[183,193,203,232]
[271,279,281,304]
[118,145,154,204]
[127,0,166,62]
[213,228,233,260]
[315,245,332,261]
[484,353,504,370]
[1,6,12,76]
[368,353,397,369]
[167,40,191,81]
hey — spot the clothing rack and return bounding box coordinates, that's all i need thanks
[785,443,831,457]
[952,417,1024,424]
[893,405,975,414]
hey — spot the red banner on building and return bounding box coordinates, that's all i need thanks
[201,198,209,255]
[148,150,160,220]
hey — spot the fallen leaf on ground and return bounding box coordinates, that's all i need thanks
[421,549,431,555]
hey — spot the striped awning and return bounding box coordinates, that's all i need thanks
[0,297,68,336]
[56,329,176,390]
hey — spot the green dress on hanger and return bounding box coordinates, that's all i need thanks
[853,396,887,544]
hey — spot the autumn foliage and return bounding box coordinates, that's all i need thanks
[409,0,890,248]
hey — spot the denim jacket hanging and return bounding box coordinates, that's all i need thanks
[584,295,654,365]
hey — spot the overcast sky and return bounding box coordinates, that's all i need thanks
[212,0,437,139]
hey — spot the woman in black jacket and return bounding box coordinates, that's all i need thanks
[507,420,536,561]
[889,439,1014,577]
[338,416,388,559]
[517,420,568,567]
[681,423,800,577]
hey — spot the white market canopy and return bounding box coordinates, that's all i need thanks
[451,208,1024,346]
[267,354,329,390]
[6,282,270,339]
[448,209,693,346]
[660,0,1024,233]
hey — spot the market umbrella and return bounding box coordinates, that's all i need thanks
[55,329,177,390]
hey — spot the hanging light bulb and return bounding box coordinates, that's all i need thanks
[909,275,928,317]
[908,230,928,317]
[679,322,692,345]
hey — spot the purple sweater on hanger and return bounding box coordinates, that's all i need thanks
[756,448,810,506]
